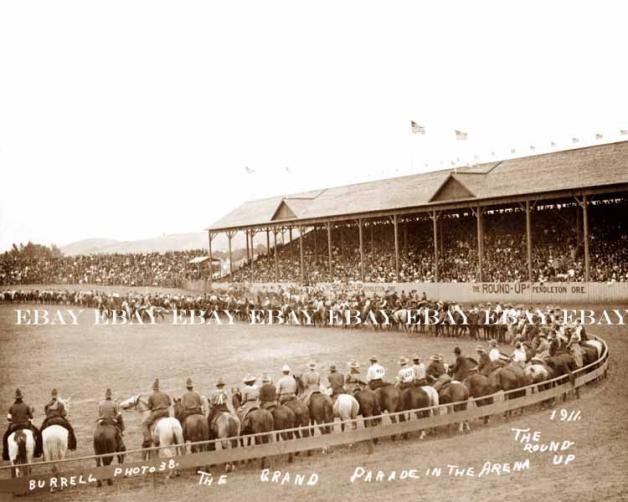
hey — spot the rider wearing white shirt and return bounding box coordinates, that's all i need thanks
[366,356,386,390]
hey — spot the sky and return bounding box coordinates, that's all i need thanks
[0,1,627,251]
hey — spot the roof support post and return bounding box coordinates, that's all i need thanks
[245,229,250,264]
[358,218,364,282]
[208,231,214,285]
[299,226,305,284]
[576,194,590,281]
[273,228,279,282]
[226,231,236,278]
[266,229,270,258]
[289,227,293,257]
[313,226,318,263]
[431,211,440,282]
[249,229,256,274]
[393,214,399,281]
[403,219,408,256]
[370,222,374,252]
[475,207,484,282]
[327,222,333,281]
[525,201,533,282]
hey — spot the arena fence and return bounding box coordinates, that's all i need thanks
[0,337,609,496]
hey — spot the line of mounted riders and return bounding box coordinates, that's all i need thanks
[3,323,604,477]
[2,287,552,341]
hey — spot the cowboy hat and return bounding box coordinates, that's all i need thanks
[185,377,193,388]
[243,374,256,384]
[152,379,159,391]
[281,364,291,373]
[216,378,225,387]
[105,388,112,398]
[398,356,408,366]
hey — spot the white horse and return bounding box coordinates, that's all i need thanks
[120,394,184,476]
[42,397,71,476]
[7,429,35,478]
[331,392,360,432]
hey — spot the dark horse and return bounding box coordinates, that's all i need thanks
[232,393,273,469]
[436,378,470,433]
[269,404,297,463]
[354,389,381,428]
[283,397,311,438]
[400,385,432,439]
[93,422,125,487]
[173,399,209,453]
[464,373,493,424]
[294,376,334,436]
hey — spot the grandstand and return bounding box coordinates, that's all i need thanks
[208,141,628,298]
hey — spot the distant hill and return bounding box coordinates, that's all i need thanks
[61,232,254,256]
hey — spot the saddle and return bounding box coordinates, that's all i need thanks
[42,416,70,431]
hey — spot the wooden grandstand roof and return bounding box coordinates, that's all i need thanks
[209,141,628,231]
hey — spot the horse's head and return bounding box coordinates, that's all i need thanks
[119,394,141,410]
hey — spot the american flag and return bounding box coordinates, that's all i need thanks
[454,130,467,140]
[410,121,426,135]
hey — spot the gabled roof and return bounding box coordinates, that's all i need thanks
[208,141,628,231]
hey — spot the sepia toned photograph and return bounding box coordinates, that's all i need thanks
[0,1,627,501]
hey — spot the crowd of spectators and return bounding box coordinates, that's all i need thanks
[1,200,626,287]
[0,247,211,287]
[229,199,628,284]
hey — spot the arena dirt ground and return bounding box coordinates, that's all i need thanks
[0,300,626,501]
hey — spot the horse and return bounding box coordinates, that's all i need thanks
[173,399,209,454]
[283,398,311,438]
[436,378,470,432]
[294,376,334,436]
[487,365,530,417]
[399,385,434,439]
[353,389,381,428]
[231,393,273,469]
[463,373,493,424]
[7,429,35,478]
[42,397,73,477]
[332,394,360,432]
[374,384,403,424]
[120,394,184,476]
[93,422,125,487]
[209,411,240,472]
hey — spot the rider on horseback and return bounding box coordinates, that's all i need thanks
[476,346,493,376]
[327,364,345,397]
[259,375,278,410]
[97,388,125,452]
[411,355,427,385]
[276,365,297,404]
[207,378,229,426]
[395,357,416,390]
[142,379,171,448]
[300,361,332,408]
[345,361,367,394]
[180,378,203,422]
[40,388,77,451]
[366,356,386,390]
[236,374,259,425]
[2,389,41,460]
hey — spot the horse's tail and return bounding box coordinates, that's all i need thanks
[16,434,27,463]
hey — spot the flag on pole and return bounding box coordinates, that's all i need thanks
[620,129,628,135]
[510,148,516,154]
[244,166,255,174]
[595,133,603,140]
[454,130,467,140]
[550,141,556,147]
[572,137,579,144]
[410,121,426,135]
[530,145,535,151]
